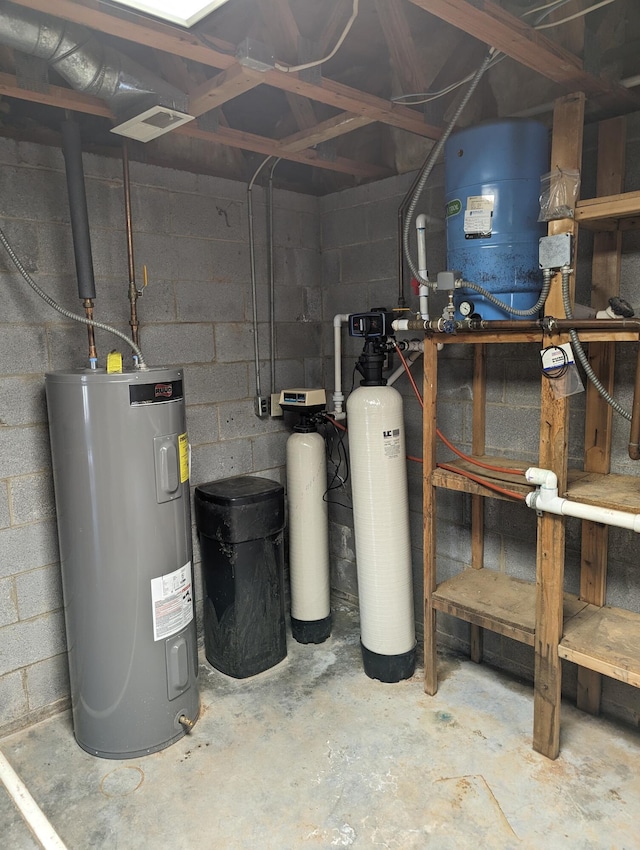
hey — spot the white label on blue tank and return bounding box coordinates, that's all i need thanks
[464,195,494,238]
[151,561,194,641]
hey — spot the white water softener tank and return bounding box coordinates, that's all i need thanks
[347,382,416,682]
[45,367,199,758]
[287,422,331,643]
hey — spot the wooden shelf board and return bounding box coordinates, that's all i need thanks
[432,568,588,647]
[433,463,640,515]
[432,456,533,500]
[576,190,640,231]
[559,604,640,688]
[428,331,638,345]
[565,470,640,513]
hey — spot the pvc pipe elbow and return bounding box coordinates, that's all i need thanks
[416,213,427,230]
[334,313,349,328]
[525,467,558,492]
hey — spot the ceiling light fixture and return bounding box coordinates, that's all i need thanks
[107,0,232,28]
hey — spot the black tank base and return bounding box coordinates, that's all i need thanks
[291,614,332,644]
[361,642,416,683]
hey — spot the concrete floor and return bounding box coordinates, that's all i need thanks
[1,604,639,850]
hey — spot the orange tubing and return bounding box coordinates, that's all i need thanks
[393,343,525,478]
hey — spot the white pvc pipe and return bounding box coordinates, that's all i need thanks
[0,750,68,850]
[525,467,640,532]
[331,313,350,420]
[416,213,429,320]
[387,349,422,387]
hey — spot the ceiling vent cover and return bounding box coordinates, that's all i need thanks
[111,106,195,142]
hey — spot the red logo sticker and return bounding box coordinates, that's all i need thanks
[155,383,173,399]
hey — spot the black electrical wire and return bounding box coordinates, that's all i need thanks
[320,416,352,511]
[540,344,569,380]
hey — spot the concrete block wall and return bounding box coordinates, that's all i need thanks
[0,137,321,737]
[320,128,640,728]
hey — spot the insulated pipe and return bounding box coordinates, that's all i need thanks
[525,467,640,532]
[331,313,350,419]
[61,118,96,301]
[416,213,429,319]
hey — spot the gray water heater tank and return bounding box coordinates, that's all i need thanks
[45,367,199,759]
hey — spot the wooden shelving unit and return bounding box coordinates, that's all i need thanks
[422,94,640,758]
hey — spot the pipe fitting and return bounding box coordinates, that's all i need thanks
[178,714,195,732]
[525,467,558,492]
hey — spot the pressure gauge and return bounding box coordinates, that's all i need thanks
[459,299,475,317]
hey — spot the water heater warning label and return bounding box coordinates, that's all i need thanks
[151,562,193,641]
[382,428,401,459]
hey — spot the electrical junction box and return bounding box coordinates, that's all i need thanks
[539,233,573,270]
[279,388,326,413]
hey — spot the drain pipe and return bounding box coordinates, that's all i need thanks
[525,467,640,532]
[0,750,68,850]
[416,214,429,320]
[331,314,350,420]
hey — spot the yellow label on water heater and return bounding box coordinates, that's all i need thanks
[178,433,189,483]
[106,350,123,373]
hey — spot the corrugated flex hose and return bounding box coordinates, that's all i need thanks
[463,267,552,317]
[561,265,630,421]
[0,225,147,369]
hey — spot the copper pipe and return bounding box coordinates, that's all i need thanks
[400,317,640,333]
[122,142,139,347]
[629,344,640,459]
[83,298,97,366]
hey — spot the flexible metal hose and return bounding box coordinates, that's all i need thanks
[403,50,494,287]
[463,268,552,317]
[561,265,630,420]
[0,226,147,369]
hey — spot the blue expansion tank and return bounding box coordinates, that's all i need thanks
[444,119,549,320]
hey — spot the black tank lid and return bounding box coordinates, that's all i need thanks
[195,475,283,506]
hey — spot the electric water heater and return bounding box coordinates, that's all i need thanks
[45,367,199,758]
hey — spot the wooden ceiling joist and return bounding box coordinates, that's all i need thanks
[182,122,391,179]
[0,70,111,117]
[408,0,640,112]
[8,0,441,140]
[259,0,320,134]
[188,64,263,117]
[374,0,428,96]
[0,71,389,179]
[279,112,375,153]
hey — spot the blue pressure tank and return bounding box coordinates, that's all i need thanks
[444,120,549,320]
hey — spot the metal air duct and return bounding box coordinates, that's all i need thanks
[0,0,194,140]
